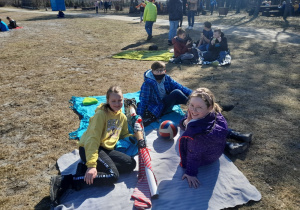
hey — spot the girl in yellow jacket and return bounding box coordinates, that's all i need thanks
[50,86,140,206]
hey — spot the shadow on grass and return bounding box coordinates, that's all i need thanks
[34,196,51,210]
[25,14,92,21]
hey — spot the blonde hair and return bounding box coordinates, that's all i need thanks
[188,88,222,113]
[103,85,123,112]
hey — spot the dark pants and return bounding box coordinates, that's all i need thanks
[162,89,189,113]
[188,10,195,27]
[203,51,227,63]
[73,146,136,188]
[210,4,214,15]
[145,21,154,36]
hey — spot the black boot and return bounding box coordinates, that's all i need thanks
[221,104,235,112]
[142,110,158,127]
[227,129,253,143]
[225,142,249,155]
[50,174,73,207]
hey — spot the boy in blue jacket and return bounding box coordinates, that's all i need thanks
[137,61,192,126]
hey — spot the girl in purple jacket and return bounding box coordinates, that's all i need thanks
[179,87,228,188]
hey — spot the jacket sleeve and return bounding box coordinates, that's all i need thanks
[220,37,228,51]
[137,82,150,117]
[185,138,200,176]
[143,5,148,22]
[179,137,187,168]
[82,111,106,168]
[208,38,215,51]
[154,5,157,21]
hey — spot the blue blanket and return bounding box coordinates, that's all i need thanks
[69,91,185,140]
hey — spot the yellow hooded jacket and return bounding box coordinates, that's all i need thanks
[78,103,132,168]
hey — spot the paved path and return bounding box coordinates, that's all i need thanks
[1,7,299,45]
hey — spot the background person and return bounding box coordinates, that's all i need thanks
[6,17,18,29]
[167,0,183,45]
[0,19,9,31]
[143,0,157,40]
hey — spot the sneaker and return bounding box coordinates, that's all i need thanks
[50,175,63,206]
[142,110,157,127]
[50,175,73,206]
[147,35,153,41]
[190,26,193,30]
[225,142,249,155]
[221,104,235,112]
[228,130,253,143]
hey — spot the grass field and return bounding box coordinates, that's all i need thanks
[0,7,299,209]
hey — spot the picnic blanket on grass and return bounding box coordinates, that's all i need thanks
[57,129,261,210]
[69,91,185,140]
[112,50,174,62]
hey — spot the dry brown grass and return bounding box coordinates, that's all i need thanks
[0,8,299,210]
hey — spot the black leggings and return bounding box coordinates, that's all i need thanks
[73,147,136,188]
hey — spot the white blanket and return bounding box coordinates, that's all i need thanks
[56,130,261,210]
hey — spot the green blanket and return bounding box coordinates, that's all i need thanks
[112,50,174,62]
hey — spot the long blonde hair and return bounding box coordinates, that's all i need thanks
[188,87,222,113]
[103,85,123,112]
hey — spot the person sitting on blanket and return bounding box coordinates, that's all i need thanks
[50,86,143,207]
[179,88,228,188]
[179,88,254,188]
[197,21,213,52]
[172,27,197,64]
[136,62,252,149]
[0,19,9,32]
[6,17,18,29]
[137,61,192,126]
[202,28,229,66]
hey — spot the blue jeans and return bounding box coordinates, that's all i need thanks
[162,89,189,113]
[188,10,195,27]
[168,20,179,41]
[199,43,209,51]
[145,21,154,36]
[140,12,144,22]
[218,51,227,63]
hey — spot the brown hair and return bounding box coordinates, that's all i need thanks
[214,28,222,34]
[176,27,186,36]
[188,88,222,113]
[151,61,165,71]
[103,85,123,112]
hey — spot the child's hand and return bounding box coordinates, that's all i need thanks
[84,167,97,185]
[186,40,192,45]
[184,109,192,126]
[187,109,192,123]
[182,173,200,188]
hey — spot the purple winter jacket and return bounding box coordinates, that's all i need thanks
[179,112,228,176]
